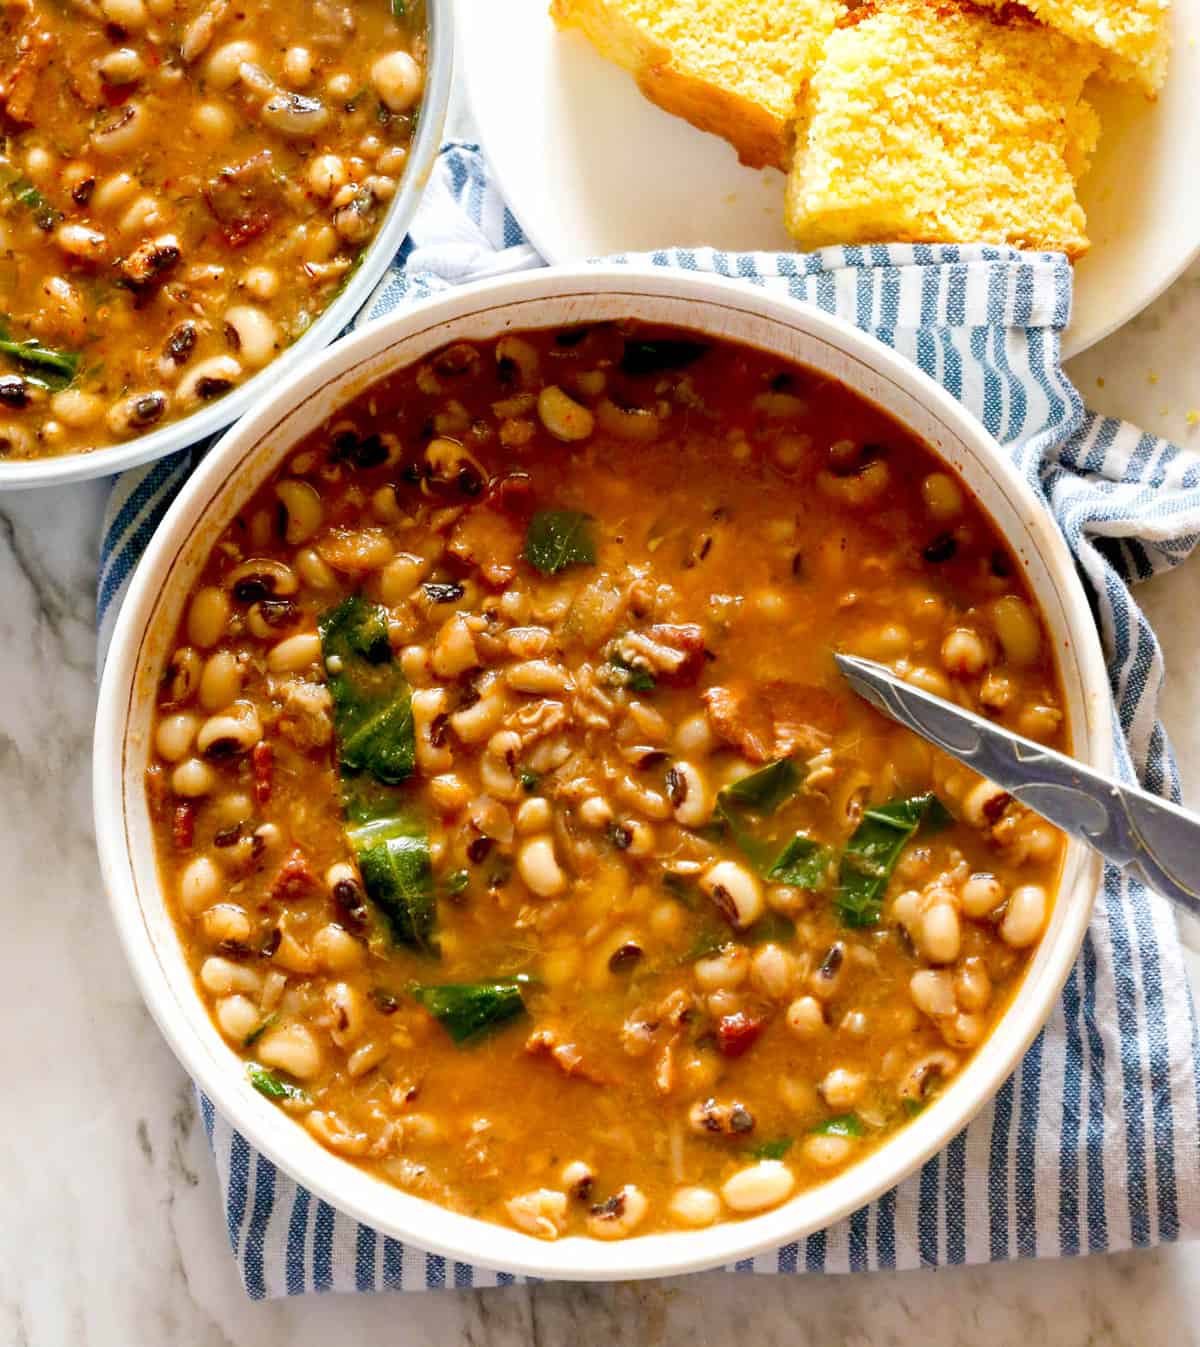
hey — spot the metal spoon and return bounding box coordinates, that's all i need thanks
[834,652,1200,918]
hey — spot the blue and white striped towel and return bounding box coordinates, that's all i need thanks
[98,142,1200,1296]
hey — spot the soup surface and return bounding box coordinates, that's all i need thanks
[147,323,1067,1240]
[0,0,425,459]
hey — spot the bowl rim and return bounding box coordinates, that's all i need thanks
[0,0,453,492]
[94,265,1112,1280]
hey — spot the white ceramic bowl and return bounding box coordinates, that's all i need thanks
[0,0,452,492]
[94,267,1111,1280]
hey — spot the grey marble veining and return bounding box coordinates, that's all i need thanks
[2,266,1200,1345]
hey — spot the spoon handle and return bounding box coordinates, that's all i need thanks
[835,653,1200,920]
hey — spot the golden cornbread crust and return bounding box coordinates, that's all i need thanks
[785,0,1100,257]
[549,0,843,171]
[977,0,1169,93]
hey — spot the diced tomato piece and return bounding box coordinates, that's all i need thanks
[171,802,195,850]
[271,848,318,901]
[716,1011,767,1058]
[646,623,707,686]
[251,741,273,805]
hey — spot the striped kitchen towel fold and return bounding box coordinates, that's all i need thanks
[97,141,1200,1297]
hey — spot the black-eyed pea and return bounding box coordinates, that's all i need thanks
[919,902,961,964]
[955,956,992,1011]
[326,981,366,1048]
[474,730,516,803]
[561,1160,595,1199]
[267,632,321,674]
[505,658,574,695]
[197,701,262,757]
[673,711,714,758]
[1001,883,1047,947]
[257,1022,322,1079]
[305,1110,370,1155]
[706,988,742,1017]
[649,899,685,941]
[666,760,710,827]
[400,644,433,687]
[312,923,364,974]
[347,1040,390,1079]
[180,855,222,914]
[941,627,989,677]
[910,969,956,1019]
[854,621,912,661]
[904,665,952,699]
[177,355,242,407]
[681,1052,720,1092]
[578,796,613,829]
[370,50,423,112]
[506,1188,568,1240]
[750,942,796,1000]
[203,37,258,88]
[778,1075,820,1113]
[274,479,323,543]
[721,1160,795,1212]
[979,670,1014,710]
[411,687,453,775]
[962,777,1011,829]
[156,711,198,762]
[537,385,594,442]
[693,945,749,992]
[921,471,964,521]
[516,796,552,834]
[809,942,846,1000]
[172,757,216,797]
[273,931,316,974]
[431,614,479,679]
[517,835,567,898]
[786,995,825,1039]
[587,1185,647,1239]
[448,686,509,744]
[198,649,242,710]
[669,1186,721,1228]
[187,585,231,649]
[1021,821,1061,865]
[700,860,763,929]
[820,1067,866,1111]
[803,1133,855,1168]
[200,954,260,996]
[1017,704,1064,743]
[623,819,656,857]
[294,547,336,591]
[541,944,581,989]
[216,994,260,1041]
[991,595,1042,667]
[942,1012,986,1049]
[283,44,315,86]
[202,903,251,946]
[961,871,1005,918]
[614,773,671,821]
[595,397,660,442]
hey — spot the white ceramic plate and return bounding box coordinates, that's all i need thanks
[458,0,1200,359]
[96,266,1109,1280]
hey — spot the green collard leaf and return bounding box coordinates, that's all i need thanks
[718,759,801,816]
[524,510,597,575]
[247,1064,310,1104]
[767,834,835,889]
[0,168,62,230]
[0,318,79,390]
[811,1113,863,1138]
[748,1136,794,1160]
[348,811,436,952]
[835,793,951,929]
[319,595,414,785]
[410,980,528,1045]
[607,651,656,692]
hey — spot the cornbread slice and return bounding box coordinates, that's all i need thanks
[981,0,1169,94]
[785,0,1101,257]
[549,0,844,171]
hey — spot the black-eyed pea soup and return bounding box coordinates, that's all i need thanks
[147,323,1065,1239]
[0,0,426,459]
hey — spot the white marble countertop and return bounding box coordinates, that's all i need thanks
[2,254,1200,1346]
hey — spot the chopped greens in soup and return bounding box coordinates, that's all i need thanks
[147,323,1066,1239]
[0,0,426,458]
